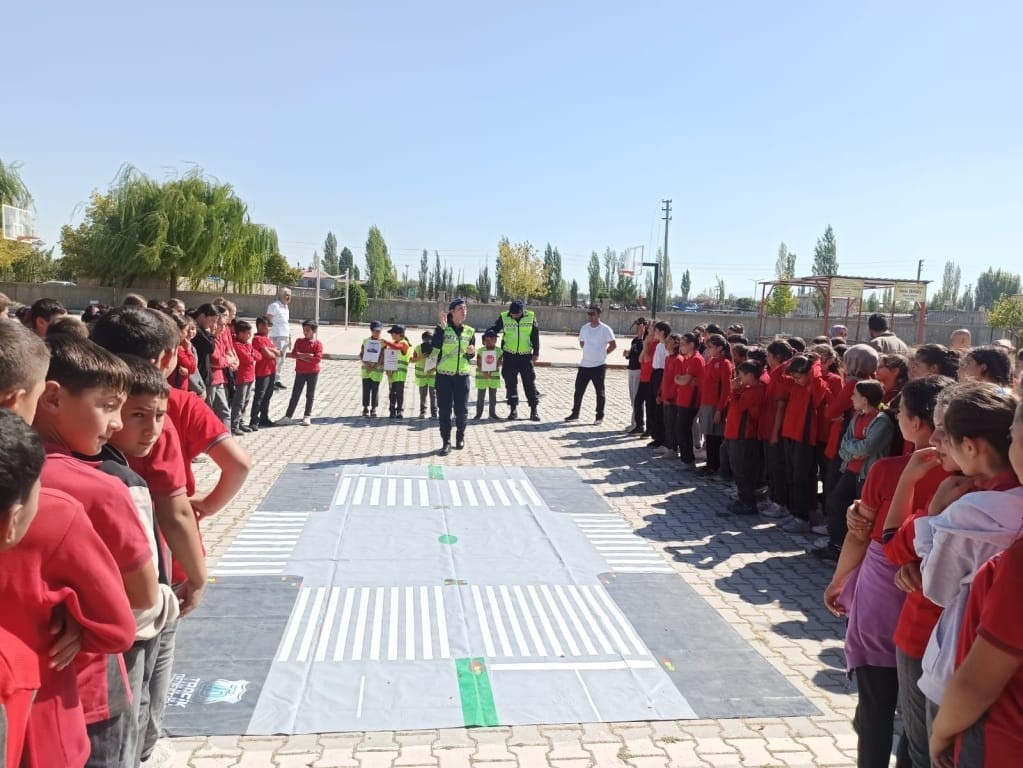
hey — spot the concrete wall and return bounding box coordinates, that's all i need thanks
[1,281,1003,346]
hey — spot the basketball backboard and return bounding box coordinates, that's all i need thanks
[1,204,38,242]
[619,245,644,278]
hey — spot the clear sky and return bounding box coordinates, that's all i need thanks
[6,1,1022,299]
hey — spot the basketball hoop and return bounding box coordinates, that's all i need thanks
[2,204,37,243]
[16,235,40,244]
[618,269,635,278]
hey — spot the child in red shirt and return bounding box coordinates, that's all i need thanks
[673,332,705,467]
[698,334,734,477]
[659,334,682,458]
[722,361,766,515]
[250,315,281,429]
[779,354,832,530]
[285,319,324,426]
[229,319,259,435]
[761,341,795,518]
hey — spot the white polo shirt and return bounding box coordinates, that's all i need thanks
[267,299,290,340]
[578,321,616,367]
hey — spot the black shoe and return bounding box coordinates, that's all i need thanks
[258,419,274,427]
[240,424,253,433]
[248,423,260,432]
[231,428,244,436]
[369,409,377,418]
[419,411,426,419]
[439,442,452,456]
[720,500,758,516]
[430,410,437,419]
[812,545,841,562]
[628,426,644,435]
[508,407,519,420]
[274,382,286,391]
[564,413,579,422]
[647,441,663,448]
[362,407,369,417]
[455,437,465,450]
[474,412,483,420]
[529,408,540,422]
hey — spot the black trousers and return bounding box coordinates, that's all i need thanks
[852,664,901,768]
[436,373,469,442]
[766,440,789,507]
[502,353,538,408]
[731,438,763,507]
[251,374,274,424]
[784,438,819,520]
[827,469,861,548]
[705,434,724,472]
[647,369,664,441]
[676,406,698,464]
[362,378,380,408]
[389,380,406,413]
[418,385,437,415]
[571,365,607,419]
[663,404,678,450]
[634,380,650,431]
[286,372,318,418]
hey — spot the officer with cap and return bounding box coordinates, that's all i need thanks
[430,298,476,456]
[488,299,540,421]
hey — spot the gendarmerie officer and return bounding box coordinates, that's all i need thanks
[430,298,476,456]
[489,300,540,421]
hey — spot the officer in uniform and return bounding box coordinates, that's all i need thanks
[488,300,540,421]
[430,298,476,456]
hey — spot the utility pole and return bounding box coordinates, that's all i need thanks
[917,259,923,281]
[661,199,672,318]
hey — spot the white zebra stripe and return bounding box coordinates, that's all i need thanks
[449,481,462,507]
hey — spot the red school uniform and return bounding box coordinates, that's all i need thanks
[209,329,232,386]
[759,360,791,441]
[252,334,277,378]
[724,381,765,440]
[824,378,857,459]
[639,336,656,384]
[0,625,38,768]
[0,488,136,768]
[660,352,682,404]
[172,341,196,391]
[818,371,843,445]
[780,365,830,444]
[232,338,258,385]
[952,537,1023,767]
[290,337,323,375]
[885,471,1021,659]
[675,353,705,409]
[700,356,734,410]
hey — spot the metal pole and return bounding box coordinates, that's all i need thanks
[315,268,321,327]
[661,199,672,317]
[344,269,350,330]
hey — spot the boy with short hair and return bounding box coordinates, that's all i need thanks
[34,334,160,765]
[250,315,281,429]
[360,321,385,417]
[411,330,438,419]
[383,324,411,419]
[285,320,323,426]
[27,297,67,337]
[474,329,503,419]
[230,319,258,435]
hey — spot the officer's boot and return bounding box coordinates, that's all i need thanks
[474,392,485,419]
[507,403,518,420]
[530,405,540,422]
[488,389,498,419]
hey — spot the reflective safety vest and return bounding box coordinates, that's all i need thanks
[413,343,438,383]
[387,342,411,382]
[500,310,535,354]
[437,323,475,376]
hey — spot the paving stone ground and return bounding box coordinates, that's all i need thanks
[175,347,863,767]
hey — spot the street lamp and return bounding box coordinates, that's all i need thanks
[642,261,660,319]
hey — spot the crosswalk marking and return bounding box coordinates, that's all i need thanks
[331,474,545,509]
[566,514,674,574]
[211,512,309,576]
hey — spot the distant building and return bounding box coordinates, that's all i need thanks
[299,269,336,291]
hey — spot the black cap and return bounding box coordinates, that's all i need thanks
[509,300,524,314]
[483,328,497,338]
[388,324,405,335]
[448,298,466,311]
[369,321,383,331]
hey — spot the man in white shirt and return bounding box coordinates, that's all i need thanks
[565,305,617,425]
[266,287,292,389]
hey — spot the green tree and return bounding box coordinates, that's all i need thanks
[570,279,579,307]
[810,225,838,316]
[475,264,492,302]
[734,297,755,311]
[766,242,797,329]
[331,280,368,321]
[602,247,618,299]
[959,284,974,312]
[0,159,36,271]
[339,246,359,280]
[988,295,1023,344]
[322,231,339,275]
[587,251,603,303]
[418,249,429,299]
[496,238,547,301]
[680,269,691,301]
[364,225,396,298]
[975,268,1021,311]
[264,251,302,287]
[543,243,564,305]
[865,292,880,313]
[612,273,637,304]
[932,260,962,309]
[455,283,478,299]
[431,251,442,300]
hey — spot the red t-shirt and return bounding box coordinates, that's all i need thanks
[824,379,857,459]
[165,388,230,497]
[0,488,135,768]
[953,538,1023,767]
[171,341,196,391]
[724,382,765,440]
[232,339,258,385]
[819,372,843,444]
[660,353,682,404]
[675,353,705,409]
[0,625,38,768]
[639,336,656,384]
[290,337,323,375]
[125,418,188,499]
[252,334,277,378]
[208,329,232,386]
[700,356,734,410]
[759,360,791,440]
[780,371,829,444]
[861,456,951,545]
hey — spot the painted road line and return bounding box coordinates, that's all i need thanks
[276,587,310,661]
[462,480,478,507]
[404,586,415,661]
[420,585,433,660]
[434,585,450,658]
[210,568,283,575]
[506,479,527,505]
[489,659,658,672]
[369,479,382,507]
[566,585,613,655]
[477,479,495,506]
[538,585,581,656]
[471,585,497,658]
[387,586,400,661]
[403,479,413,506]
[449,481,463,507]
[499,585,530,657]
[296,586,326,662]
[418,480,430,506]
[369,586,385,661]
[386,479,397,507]
[526,585,561,657]
[333,587,356,662]
[491,479,511,506]
[351,587,370,661]
[315,587,341,662]
[580,586,631,656]
[513,585,547,657]
[590,585,648,656]
[332,477,352,507]
[554,585,598,655]
[485,586,513,657]
[518,478,544,506]
[352,477,366,505]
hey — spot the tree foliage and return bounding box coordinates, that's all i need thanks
[455,283,478,298]
[542,243,564,305]
[570,279,579,308]
[496,238,547,301]
[0,159,32,208]
[339,246,359,280]
[988,296,1023,343]
[932,260,962,309]
[680,269,691,301]
[59,166,278,293]
[363,225,396,298]
[475,264,492,303]
[418,249,429,299]
[587,251,603,303]
[766,242,797,325]
[331,279,368,320]
[812,225,838,276]
[264,251,302,288]
[975,268,1021,311]
[322,231,339,275]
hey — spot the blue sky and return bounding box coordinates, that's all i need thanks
[6,1,1022,299]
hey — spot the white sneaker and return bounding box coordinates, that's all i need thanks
[301,416,312,426]
[141,740,175,768]
[594,417,604,425]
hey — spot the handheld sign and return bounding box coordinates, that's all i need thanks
[481,351,498,372]
[424,353,438,372]
[362,339,382,363]
[383,348,399,372]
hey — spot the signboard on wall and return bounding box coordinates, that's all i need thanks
[894,282,927,304]
[829,278,864,299]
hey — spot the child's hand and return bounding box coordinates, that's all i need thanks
[437,310,448,327]
[48,604,83,670]
[846,501,872,536]
[712,411,721,425]
[823,581,846,617]
[177,579,206,616]
[903,447,942,482]
[929,475,975,516]
[895,562,922,593]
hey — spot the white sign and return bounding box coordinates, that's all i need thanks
[894,282,927,304]
[383,348,399,372]
[829,278,864,299]
[481,351,498,372]
[362,339,382,363]
[424,354,437,373]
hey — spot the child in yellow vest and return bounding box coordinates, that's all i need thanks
[474,329,503,419]
[411,330,439,418]
[382,324,412,418]
[359,321,384,417]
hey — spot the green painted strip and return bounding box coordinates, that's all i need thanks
[455,657,499,727]
[428,465,444,480]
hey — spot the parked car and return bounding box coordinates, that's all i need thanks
[43,280,77,287]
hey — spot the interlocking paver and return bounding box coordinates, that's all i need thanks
[170,355,860,767]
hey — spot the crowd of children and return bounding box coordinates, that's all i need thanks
[631,315,1023,767]
[0,294,253,768]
